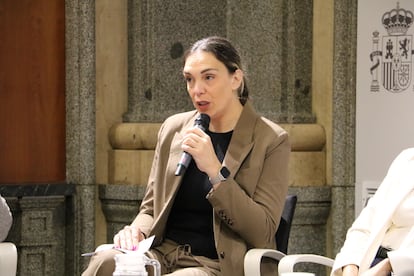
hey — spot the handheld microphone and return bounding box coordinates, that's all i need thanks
[175,113,210,176]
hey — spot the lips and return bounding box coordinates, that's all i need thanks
[197,101,209,106]
[196,101,210,112]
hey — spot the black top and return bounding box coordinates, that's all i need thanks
[165,130,233,259]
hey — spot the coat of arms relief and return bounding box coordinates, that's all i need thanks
[370,2,414,93]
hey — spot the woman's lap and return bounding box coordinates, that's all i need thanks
[81,240,220,276]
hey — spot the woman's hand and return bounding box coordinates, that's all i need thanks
[342,259,392,276]
[113,225,145,251]
[361,259,392,276]
[342,264,359,276]
[181,127,221,177]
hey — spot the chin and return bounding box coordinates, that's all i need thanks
[196,105,210,114]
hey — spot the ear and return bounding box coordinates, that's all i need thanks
[231,69,244,91]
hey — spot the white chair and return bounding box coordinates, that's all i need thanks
[0,242,18,276]
[277,254,334,275]
[278,251,414,275]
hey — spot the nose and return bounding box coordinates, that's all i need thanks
[191,80,205,95]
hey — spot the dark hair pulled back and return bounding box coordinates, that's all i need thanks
[183,36,249,105]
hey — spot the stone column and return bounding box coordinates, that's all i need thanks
[227,0,314,123]
[124,0,314,124]
[65,0,96,273]
[331,0,358,256]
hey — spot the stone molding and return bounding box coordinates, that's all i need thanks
[109,123,326,152]
[108,123,326,187]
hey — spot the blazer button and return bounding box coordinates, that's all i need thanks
[219,251,225,259]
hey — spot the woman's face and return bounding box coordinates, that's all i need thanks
[183,50,243,126]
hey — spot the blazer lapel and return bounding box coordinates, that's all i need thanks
[150,116,196,242]
[223,102,257,177]
[212,102,257,245]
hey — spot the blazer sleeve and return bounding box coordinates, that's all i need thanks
[388,226,414,275]
[208,127,290,248]
[131,122,167,236]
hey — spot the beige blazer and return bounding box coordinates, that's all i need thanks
[332,148,414,275]
[134,101,290,276]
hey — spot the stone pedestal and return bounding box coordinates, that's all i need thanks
[99,184,147,241]
[0,184,75,276]
[288,186,331,275]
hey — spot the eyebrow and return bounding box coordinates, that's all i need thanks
[183,68,219,75]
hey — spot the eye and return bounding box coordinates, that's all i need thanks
[205,74,215,81]
[184,76,192,83]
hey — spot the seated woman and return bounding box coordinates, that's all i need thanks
[82,36,290,276]
[332,148,414,276]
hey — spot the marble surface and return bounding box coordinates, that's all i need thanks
[0,183,75,197]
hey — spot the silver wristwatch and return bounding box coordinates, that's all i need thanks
[209,166,230,185]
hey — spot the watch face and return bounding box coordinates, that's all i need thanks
[220,166,230,178]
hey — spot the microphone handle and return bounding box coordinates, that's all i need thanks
[175,113,210,176]
[175,152,192,176]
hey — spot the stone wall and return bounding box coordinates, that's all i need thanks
[0,0,359,275]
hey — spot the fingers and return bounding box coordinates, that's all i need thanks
[184,127,208,141]
[113,233,121,248]
[131,226,140,248]
[113,225,142,251]
[182,129,210,151]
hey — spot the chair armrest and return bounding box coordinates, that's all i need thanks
[278,254,334,274]
[244,249,286,276]
[0,242,18,276]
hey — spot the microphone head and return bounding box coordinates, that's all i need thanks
[195,113,210,131]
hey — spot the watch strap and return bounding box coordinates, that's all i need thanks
[209,166,230,185]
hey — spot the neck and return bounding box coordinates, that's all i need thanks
[209,102,243,133]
